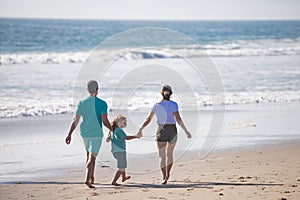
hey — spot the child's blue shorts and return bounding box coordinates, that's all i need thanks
[113,151,127,169]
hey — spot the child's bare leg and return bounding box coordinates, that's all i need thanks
[85,153,96,188]
[121,169,131,182]
[111,170,122,186]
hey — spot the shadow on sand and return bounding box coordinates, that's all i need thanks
[1,180,283,189]
[96,181,283,189]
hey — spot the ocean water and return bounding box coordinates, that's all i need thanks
[0,19,300,118]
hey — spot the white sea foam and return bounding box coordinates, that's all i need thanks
[0,99,74,118]
[0,52,88,66]
[0,51,299,118]
[1,90,299,118]
[1,38,300,66]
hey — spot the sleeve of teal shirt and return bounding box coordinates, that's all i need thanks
[75,101,82,116]
[117,128,127,140]
[101,101,108,114]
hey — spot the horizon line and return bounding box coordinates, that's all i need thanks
[1,16,300,22]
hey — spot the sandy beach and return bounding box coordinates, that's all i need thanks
[1,140,299,200]
[0,102,299,199]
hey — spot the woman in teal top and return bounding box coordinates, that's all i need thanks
[106,114,141,186]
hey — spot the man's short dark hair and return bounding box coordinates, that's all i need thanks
[87,80,98,94]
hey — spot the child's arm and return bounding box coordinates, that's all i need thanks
[125,135,139,140]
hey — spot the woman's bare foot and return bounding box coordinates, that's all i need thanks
[122,176,131,182]
[161,176,169,185]
[85,181,95,188]
[111,182,121,186]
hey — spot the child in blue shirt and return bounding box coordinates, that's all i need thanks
[106,114,141,186]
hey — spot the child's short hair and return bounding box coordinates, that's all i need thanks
[111,114,127,131]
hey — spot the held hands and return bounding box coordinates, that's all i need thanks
[136,129,143,139]
[106,131,112,142]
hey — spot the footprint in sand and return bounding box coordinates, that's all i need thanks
[90,192,98,196]
[289,184,297,187]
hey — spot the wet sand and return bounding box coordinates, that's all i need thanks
[1,140,299,200]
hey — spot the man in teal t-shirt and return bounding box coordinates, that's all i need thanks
[76,95,107,138]
[65,80,112,189]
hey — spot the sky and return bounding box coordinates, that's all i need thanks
[0,0,300,20]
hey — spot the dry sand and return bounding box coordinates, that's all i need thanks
[1,141,299,200]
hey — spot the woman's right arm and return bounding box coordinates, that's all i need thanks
[138,112,154,136]
[174,111,192,138]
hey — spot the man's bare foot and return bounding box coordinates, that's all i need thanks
[122,176,131,182]
[90,177,95,184]
[85,181,95,188]
[111,182,121,186]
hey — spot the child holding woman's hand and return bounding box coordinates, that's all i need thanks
[106,114,142,186]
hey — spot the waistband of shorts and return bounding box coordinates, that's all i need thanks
[81,137,103,140]
[158,124,176,127]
